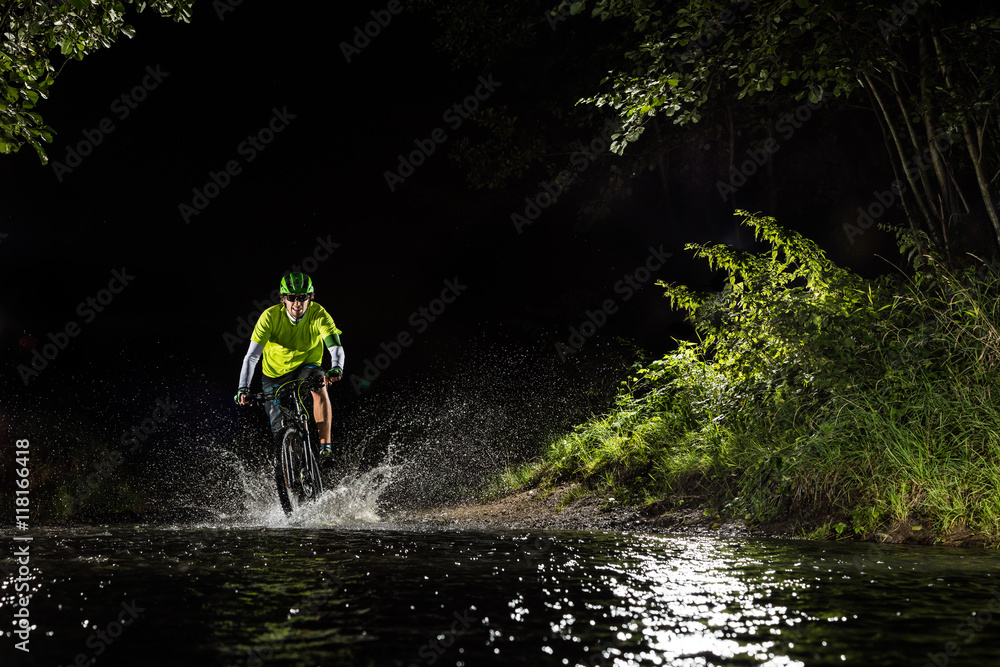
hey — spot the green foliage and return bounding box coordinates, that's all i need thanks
[408,0,540,69]
[569,0,1000,249]
[411,0,637,201]
[449,106,547,190]
[520,212,1000,544]
[415,0,1000,246]
[573,0,920,152]
[575,0,854,152]
[660,212,873,411]
[0,0,194,163]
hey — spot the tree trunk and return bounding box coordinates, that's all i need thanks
[931,32,1000,249]
[962,120,1000,247]
[918,34,953,220]
[890,67,940,226]
[863,73,940,246]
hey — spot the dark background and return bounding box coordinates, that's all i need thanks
[0,1,900,467]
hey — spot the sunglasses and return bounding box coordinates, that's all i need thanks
[284,293,311,302]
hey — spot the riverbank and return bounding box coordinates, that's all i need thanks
[428,214,1000,549]
[397,483,761,537]
[396,482,991,547]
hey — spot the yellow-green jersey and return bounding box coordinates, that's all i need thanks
[237,302,344,388]
[252,302,341,377]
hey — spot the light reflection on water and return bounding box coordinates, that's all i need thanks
[2,527,999,666]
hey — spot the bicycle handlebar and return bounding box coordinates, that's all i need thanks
[247,374,327,406]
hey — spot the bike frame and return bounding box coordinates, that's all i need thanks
[271,375,323,439]
[251,375,326,514]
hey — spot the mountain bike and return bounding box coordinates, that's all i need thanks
[249,375,326,515]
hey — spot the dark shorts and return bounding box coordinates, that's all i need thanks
[261,363,324,437]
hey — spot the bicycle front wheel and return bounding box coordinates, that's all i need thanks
[275,427,323,516]
[275,428,306,515]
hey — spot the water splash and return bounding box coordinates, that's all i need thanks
[184,446,403,529]
[289,464,400,527]
[111,336,632,527]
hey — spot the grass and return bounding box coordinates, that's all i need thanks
[495,213,1000,546]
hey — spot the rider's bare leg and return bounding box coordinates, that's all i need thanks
[311,386,332,444]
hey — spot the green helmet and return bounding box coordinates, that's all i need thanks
[280,272,314,294]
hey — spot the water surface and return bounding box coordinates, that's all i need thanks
[5,518,1000,666]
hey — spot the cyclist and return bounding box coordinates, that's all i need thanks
[234,272,344,457]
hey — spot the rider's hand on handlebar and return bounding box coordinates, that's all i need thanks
[325,367,342,384]
[234,387,251,405]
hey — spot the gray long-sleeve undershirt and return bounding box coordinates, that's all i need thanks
[238,341,265,389]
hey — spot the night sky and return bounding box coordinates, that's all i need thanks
[0,1,900,423]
